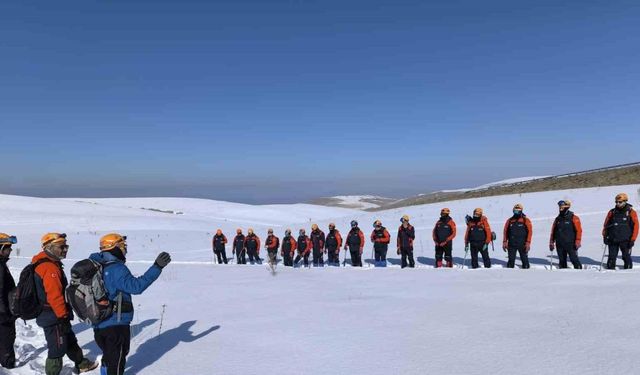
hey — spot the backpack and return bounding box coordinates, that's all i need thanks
[65,259,115,325]
[8,258,52,320]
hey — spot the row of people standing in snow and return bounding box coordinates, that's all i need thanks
[211,192,638,270]
[0,232,172,374]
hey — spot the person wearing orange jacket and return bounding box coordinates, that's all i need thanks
[324,223,343,266]
[344,220,365,267]
[280,229,297,267]
[503,204,533,269]
[294,229,312,267]
[371,220,391,267]
[212,229,228,264]
[265,228,280,265]
[465,208,492,269]
[397,215,415,268]
[433,208,456,268]
[603,193,639,269]
[244,228,261,264]
[33,233,97,375]
[549,200,582,269]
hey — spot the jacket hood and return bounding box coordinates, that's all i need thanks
[89,251,124,265]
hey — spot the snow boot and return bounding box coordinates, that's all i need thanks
[74,358,99,374]
[446,261,453,268]
[435,260,443,268]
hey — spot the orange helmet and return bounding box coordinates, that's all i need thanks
[616,193,629,202]
[216,229,223,235]
[513,203,524,210]
[473,208,483,216]
[100,233,127,252]
[441,208,451,215]
[41,233,67,248]
[311,224,319,231]
[236,228,242,234]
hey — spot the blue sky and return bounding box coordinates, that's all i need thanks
[1,0,639,203]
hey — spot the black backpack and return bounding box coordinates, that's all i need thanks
[66,259,116,325]
[8,258,52,320]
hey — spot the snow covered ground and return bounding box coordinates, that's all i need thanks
[1,184,639,374]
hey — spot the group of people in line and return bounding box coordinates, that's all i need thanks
[211,193,638,271]
[0,193,637,374]
[0,232,172,375]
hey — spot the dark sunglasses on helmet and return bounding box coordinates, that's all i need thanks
[0,236,17,245]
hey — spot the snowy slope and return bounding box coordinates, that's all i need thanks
[1,184,639,374]
[441,175,550,193]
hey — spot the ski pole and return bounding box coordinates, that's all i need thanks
[158,304,166,337]
[461,244,469,269]
[548,252,554,271]
[599,243,608,272]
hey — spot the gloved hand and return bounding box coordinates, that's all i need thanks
[603,237,609,245]
[464,243,470,252]
[397,248,401,255]
[630,241,635,248]
[525,244,531,253]
[482,243,489,252]
[57,318,72,333]
[154,252,172,269]
[549,243,555,251]
[575,241,581,250]
[502,242,508,252]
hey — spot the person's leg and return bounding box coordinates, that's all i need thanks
[470,243,480,269]
[0,321,16,369]
[507,247,517,268]
[480,244,492,268]
[519,247,530,269]
[607,243,619,269]
[556,243,568,269]
[444,242,453,267]
[435,246,444,268]
[566,244,582,269]
[94,326,131,375]
[621,242,633,269]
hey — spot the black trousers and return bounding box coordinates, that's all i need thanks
[374,245,388,262]
[326,248,340,265]
[400,247,415,268]
[267,250,277,264]
[470,242,491,269]
[294,253,310,267]
[247,249,261,263]
[0,320,15,369]
[43,322,83,361]
[348,247,362,267]
[435,242,452,267]
[607,241,633,269]
[214,249,228,264]
[556,242,582,269]
[94,325,131,375]
[236,249,246,264]
[312,248,324,266]
[507,246,530,269]
[283,251,294,266]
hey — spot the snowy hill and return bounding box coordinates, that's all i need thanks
[309,195,397,210]
[1,184,640,374]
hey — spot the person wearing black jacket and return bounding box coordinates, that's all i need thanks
[212,229,228,264]
[397,215,416,268]
[0,233,16,370]
[233,229,247,264]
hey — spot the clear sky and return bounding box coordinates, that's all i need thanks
[1,0,639,204]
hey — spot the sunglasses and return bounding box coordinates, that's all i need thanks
[0,236,17,245]
[616,201,626,204]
